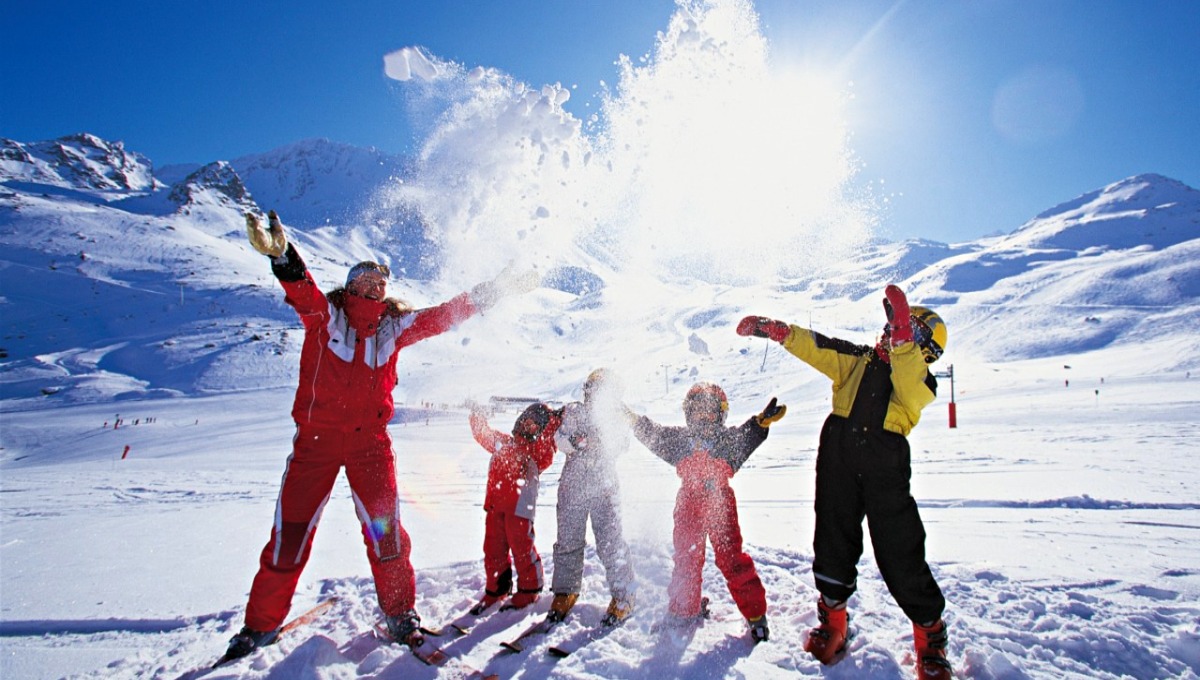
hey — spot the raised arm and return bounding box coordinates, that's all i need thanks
[469,408,506,454]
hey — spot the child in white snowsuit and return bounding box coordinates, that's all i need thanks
[628,382,785,643]
[737,284,952,679]
[547,369,636,625]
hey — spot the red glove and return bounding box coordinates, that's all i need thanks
[883,285,913,345]
[737,316,790,343]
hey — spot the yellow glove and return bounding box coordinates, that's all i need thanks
[755,397,787,428]
[246,210,288,258]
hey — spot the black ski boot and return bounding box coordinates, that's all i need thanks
[749,614,770,643]
[385,610,424,648]
[223,625,278,661]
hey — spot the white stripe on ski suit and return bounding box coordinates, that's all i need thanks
[271,431,334,566]
[302,303,417,424]
[350,487,402,560]
[322,303,415,367]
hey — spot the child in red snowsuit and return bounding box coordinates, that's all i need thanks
[228,211,536,659]
[628,382,785,642]
[469,402,563,611]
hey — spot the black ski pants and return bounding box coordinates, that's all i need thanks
[811,415,945,624]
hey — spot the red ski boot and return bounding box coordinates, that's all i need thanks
[804,598,849,665]
[913,619,953,679]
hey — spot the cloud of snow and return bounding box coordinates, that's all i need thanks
[376,0,874,290]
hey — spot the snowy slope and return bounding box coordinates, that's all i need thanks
[3,0,1200,677]
[3,129,1198,680]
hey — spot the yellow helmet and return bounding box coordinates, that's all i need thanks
[910,306,947,364]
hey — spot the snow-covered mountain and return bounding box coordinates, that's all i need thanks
[2,133,1199,408]
[0,133,160,193]
[229,137,409,228]
[3,138,1198,678]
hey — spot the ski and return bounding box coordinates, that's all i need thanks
[426,597,504,637]
[373,619,502,678]
[372,619,449,666]
[420,612,474,638]
[498,617,560,653]
[547,620,622,658]
[175,596,339,679]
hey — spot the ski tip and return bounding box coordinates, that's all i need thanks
[499,641,523,654]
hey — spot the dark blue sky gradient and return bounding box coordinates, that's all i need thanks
[3,0,1197,243]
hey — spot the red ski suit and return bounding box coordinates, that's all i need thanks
[244,245,478,632]
[631,414,770,620]
[469,409,561,598]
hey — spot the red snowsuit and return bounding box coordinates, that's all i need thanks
[244,244,478,632]
[469,409,561,599]
[631,414,770,620]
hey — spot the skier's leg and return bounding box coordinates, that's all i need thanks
[710,485,767,620]
[245,427,340,632]
[811,417,866,604]
[667,491,706,618]
[482,509,514,596]
[863,432,945,625]
[551,482,589,595]
[591,493,636,599]
[344,430,416,617]
[506,511,544,603]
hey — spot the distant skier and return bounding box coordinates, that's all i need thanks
[546,368,637,626]
[628,382,785,643]
[226,210,537,660]
[468,401,563,613]
[737,284,952,679]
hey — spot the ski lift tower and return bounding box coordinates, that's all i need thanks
[935,364,957,428]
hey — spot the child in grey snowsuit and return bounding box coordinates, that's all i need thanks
[547,369,637,626]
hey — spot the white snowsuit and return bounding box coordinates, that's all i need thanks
[551,401,636,599]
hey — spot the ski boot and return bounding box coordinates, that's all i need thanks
[546,592,578,623]
[748,613,769,643]
[502,588,541,611]
[913,619,953,679]
[600,593,634,627]
[223,625,278,661]
[384,609,424,648]
[804,597,849,665]
[470,591,508,615]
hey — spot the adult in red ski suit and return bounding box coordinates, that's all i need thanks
[229,211,537,658]
[468,402,562,611]
[628,382,785,642]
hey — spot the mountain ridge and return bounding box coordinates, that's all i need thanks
[2,132,1198,404]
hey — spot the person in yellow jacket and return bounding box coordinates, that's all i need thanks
[737,284,952,680]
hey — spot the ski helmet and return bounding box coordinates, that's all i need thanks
[910,306,947,363]
[513,402,552,439]
[683,382,728,429]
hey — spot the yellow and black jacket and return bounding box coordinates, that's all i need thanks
[781,325,936,436]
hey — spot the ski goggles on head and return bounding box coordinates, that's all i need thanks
[912,318,944,362]
[346,261,391,287]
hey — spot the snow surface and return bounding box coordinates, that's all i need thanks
[3,0,1199,678]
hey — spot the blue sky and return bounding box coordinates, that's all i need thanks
[3,0,1197,244]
